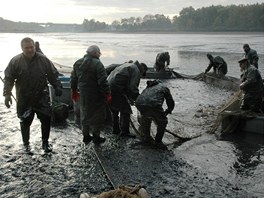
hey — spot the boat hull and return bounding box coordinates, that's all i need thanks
[143,67,176,79]
[220,95,264,134]
[203,73,240,91]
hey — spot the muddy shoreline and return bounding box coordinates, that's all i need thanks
[0,65,263,197]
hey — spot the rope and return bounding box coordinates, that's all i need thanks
[92,147,116,189]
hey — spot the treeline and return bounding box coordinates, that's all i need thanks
[83,3,264,32]
[1,3,263,33]
[173,3,264,31]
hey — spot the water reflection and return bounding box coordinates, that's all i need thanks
[221,131,264,196]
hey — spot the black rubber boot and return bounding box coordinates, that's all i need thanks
[91,127,106,144]
[93,136,106,144]
[42,141,53,153]
[20,122,30,146]
[120,113,135,138]
[83,136,93,144]
[82,125,93,144]
[120,112,130,134]
[23,143,31,153]
[113,122,121,134]
[155,124,166,143]
[112,110,121,134]
[140,116,152,142]
[154,124,167,150]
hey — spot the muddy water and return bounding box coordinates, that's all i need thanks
[1,32,264,197]
[1,78,263,197]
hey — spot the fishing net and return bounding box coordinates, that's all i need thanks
[81,185,148,198]
[172,71,249,134]
[209,90,243,133]
[208,89,262,134]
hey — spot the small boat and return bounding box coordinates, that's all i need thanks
[202,73,240,91]
[143,67,176,79]
[105,64,177,79]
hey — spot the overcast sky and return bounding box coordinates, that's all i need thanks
[1,0,263,24]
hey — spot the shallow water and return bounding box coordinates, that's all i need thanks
[0,32,263,76]
[0,33,264,197]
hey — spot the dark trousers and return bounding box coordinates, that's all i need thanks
[20,111,51,144]
[111,109,130,134]
[241,92,262,112]
[110,91,132,134]
[136,105,168,143]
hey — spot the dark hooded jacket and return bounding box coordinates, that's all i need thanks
[240,64,263,94]
[71,54,110,125]
[3,52,61,117]
[107,61,141,101]
[244,48,259,68]
[135,80,175,114]
[154,52,170,71]
[206,56,227,75]
[107,61,142,113]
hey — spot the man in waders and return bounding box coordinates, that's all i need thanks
[239,57,263,113]
[107,61,148,137]
[71,45,112,144]
[3,37,62,153]
[135,80,175,149]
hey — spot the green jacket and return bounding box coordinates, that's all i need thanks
[245,48,259,68]
[4,52,61,117]
[71,54,110,125]
[241,65,263,94]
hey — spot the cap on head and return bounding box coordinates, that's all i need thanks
[238,57,248,64]
[86,45,100,54]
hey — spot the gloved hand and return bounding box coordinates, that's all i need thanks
[105,93,112,105]
[55,87,63,96]
[71,89,80,102]
[5,95,12,108]
[164,109,171,116]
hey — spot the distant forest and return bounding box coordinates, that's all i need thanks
[1,3,263,33]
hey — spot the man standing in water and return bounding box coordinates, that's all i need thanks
[239,57,263,112]
[3,37,62,152]
[71,45,111,144]
[243,44,259,69]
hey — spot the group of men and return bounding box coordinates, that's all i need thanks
[203,44,262,113]
[2,37,262,153]
[204,44,259,76]
[70,45,174,149]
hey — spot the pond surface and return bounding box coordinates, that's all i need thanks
[0,33,263,197]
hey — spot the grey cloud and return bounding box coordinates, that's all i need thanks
[69,0,263,22]
[70,0,262,9]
